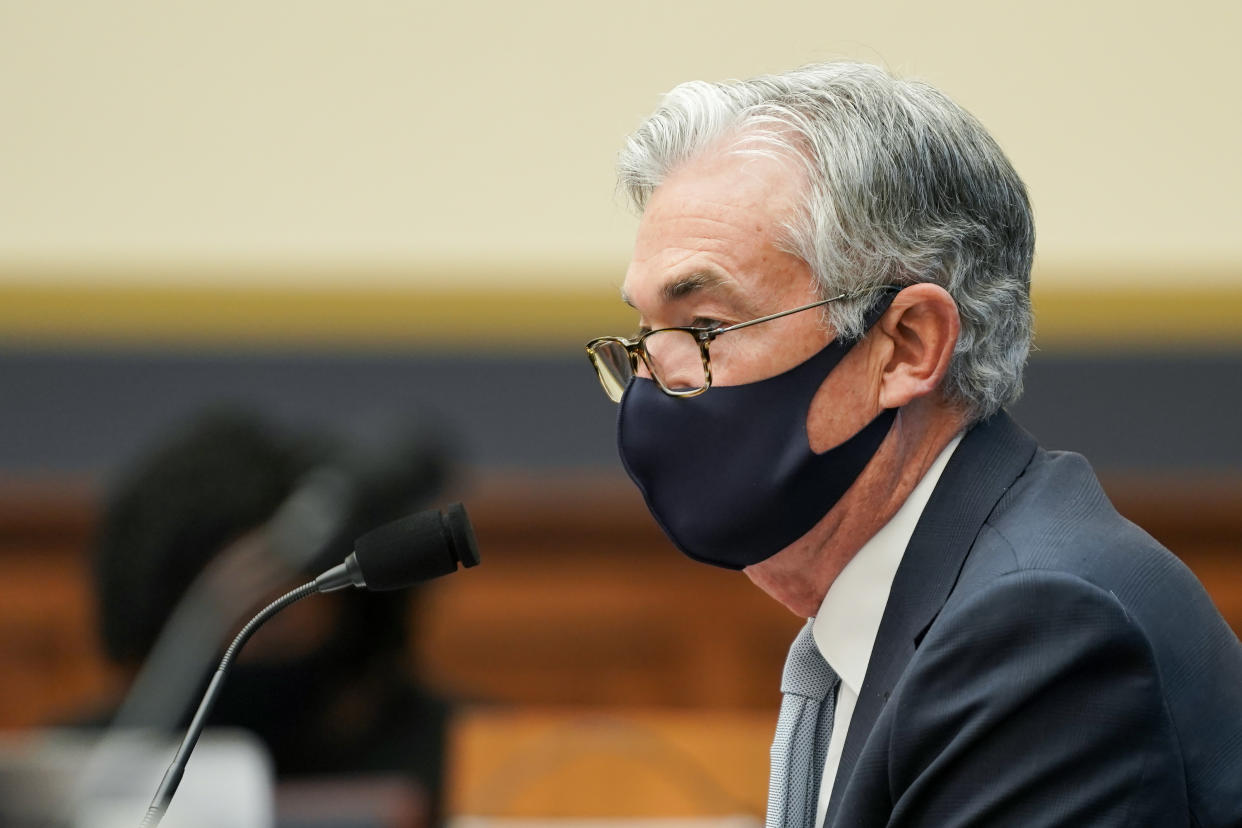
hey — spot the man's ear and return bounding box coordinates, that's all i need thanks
[874,283,960,409]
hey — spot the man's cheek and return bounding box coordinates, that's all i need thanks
[807,345,878,453]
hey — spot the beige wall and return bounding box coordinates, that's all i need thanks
[2,0,1240,289]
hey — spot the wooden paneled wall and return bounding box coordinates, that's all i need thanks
[0,472,1239,730]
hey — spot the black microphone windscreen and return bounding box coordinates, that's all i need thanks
[352,503,479,591]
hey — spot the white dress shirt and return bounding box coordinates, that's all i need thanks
[811,433,963,828]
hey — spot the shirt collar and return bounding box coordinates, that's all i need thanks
[811,432,963,695]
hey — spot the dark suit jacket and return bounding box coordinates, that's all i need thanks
[827,412,1242,827]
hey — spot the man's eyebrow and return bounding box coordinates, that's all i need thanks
[620,270,747,310]
[663,270,727,301]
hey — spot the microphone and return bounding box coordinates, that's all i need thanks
[315,502,480,592]
[137,503,480,828]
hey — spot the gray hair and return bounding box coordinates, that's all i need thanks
[618,62,1034,421]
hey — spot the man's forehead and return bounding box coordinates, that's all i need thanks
[620,148,808,314]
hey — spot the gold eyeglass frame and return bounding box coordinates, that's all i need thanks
[585,287,900,402]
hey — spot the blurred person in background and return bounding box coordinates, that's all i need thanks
[588,61,1242,826]
[86,409,452,824]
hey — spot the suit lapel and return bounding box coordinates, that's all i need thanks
[826,410,1039,817]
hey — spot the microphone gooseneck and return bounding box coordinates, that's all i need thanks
[138,503,479,827]
[139,582,318,828]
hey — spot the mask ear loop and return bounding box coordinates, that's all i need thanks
[854,286,902,337]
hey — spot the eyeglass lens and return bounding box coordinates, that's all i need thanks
[589,330,708,402]
[642,329,707,393]
[589,340,633,402]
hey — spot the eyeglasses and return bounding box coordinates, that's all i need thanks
[585,287,899,403]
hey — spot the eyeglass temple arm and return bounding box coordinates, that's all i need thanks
[710,295,846,337]
[711,286,901,338]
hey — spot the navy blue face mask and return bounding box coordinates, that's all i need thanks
[617,304,896,570]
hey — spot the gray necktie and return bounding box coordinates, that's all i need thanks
[766,620,840,828]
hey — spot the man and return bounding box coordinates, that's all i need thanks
[586,62,1242,826]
